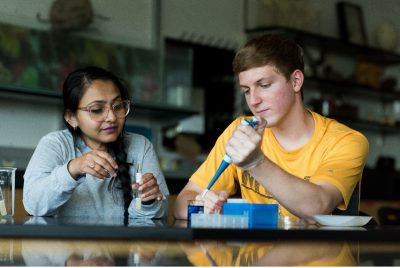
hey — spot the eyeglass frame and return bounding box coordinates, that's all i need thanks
[77,100,131,122]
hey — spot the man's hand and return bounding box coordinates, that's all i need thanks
[196,190,229,214]
[225,116,267,170]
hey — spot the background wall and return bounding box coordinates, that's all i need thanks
[0,0,157,48]
[0,0,400,171]
[160,0,244,50]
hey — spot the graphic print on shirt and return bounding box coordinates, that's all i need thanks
[241,171,273,199]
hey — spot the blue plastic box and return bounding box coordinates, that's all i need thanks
[223,201,278,227]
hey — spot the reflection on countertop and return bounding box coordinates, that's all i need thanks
[5,238,398,266]
[19,240,191,266]
[23,216,167,228]
[0,215,400,266]
[185,241,357,266]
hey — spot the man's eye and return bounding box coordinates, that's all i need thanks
[261,84,270,88]
[240,88,249,95]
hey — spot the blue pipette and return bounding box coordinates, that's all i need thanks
[206,118,258,190]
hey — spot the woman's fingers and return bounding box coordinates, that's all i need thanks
[135,173,162,201]
[92,151,118,177]
[81,150,118,179]
[94,150,118,169]
[90,162,113,178]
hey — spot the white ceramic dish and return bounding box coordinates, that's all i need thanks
[312,215,372,227]
[318,226,367,231]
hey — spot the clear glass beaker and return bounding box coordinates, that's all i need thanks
[0,168,16,217]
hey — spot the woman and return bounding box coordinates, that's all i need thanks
[23,66,169,219]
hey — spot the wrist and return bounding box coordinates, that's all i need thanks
[141,194,165,205]
[141,199,156,205]
[240,153,265,170]
[67,159,82,179]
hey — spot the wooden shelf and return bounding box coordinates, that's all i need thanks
[246,26,400,65]
[305,77,400,101]
[338,119,400,134]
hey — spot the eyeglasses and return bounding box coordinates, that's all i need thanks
[77,100,131,122]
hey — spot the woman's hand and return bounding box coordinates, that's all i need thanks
[68,150,118,180]
[66,254,115,266]
[132,173,164,202]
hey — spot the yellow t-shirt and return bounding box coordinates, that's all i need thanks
[190,112,369,219]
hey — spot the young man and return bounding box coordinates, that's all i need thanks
[174,34,369,222]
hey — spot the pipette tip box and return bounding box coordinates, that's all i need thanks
[190,213,248,228]
[223,199,278,227]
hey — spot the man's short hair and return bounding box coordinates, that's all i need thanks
[232,34,304,81]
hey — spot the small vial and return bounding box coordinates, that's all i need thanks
[135,164,142,210]
[133,253,140,266]
[127,252,140,266]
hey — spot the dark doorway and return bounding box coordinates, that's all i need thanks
[165,39,236,152]
[193,44,235,151]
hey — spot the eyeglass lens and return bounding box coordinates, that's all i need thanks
[89,101,130,121]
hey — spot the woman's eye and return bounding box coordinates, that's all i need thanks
[90,107,105,114]
[114,103,123,110]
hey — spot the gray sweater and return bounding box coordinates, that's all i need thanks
[23,129,169,219]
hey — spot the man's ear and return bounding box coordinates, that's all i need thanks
[64,111,78,129]
[291,69,304,93]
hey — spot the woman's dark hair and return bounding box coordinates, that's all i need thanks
[62,66,132,218]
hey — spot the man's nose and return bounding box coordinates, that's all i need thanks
[248,90,261,105]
